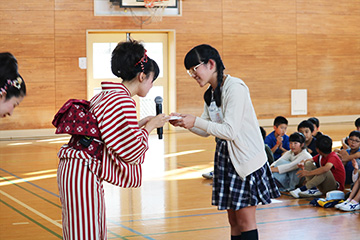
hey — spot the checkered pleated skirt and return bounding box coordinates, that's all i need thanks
[212,140,281,210]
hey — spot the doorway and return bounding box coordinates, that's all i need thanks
[86,30,176,121]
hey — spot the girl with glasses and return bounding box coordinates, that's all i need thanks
[170,44,280,240]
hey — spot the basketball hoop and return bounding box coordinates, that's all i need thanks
[144,0,169,23]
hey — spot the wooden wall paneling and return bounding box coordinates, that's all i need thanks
[0,0,54,10]
[297,14,360,35]
[0,10,54,35]
[55,57,86,82]
[224,55,297,118]
[54,10,140,34]
[297,34,360,56]
[181,0,222,12]
[223,34,296,56]
[55,81,87,109]
[223,0,296,13]
[223,12,296,34]
[55,0,94,11]
[143,11,222,34]
[297,55,360,116]
[0,106,56,129]
[296,0,360,15]
[55,34,86,57]
[18,57,55,84]
[0,35,55,58]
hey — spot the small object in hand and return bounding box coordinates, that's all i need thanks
[169,116,182,120]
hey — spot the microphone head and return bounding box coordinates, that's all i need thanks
[154,96,163,104]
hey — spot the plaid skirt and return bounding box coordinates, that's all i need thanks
[212,140,281,210]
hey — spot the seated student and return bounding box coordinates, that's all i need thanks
[308,117,323,139]
[270,132,312,191]
[260,126,274,165]
[335,130,360,184]
[290,135,345,198]
[265,116,290,160]
[335,159,360,211]
[298,120,318,157]
[341,117,360,149]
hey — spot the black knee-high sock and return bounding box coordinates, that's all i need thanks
[241,229,258,240]
[231,235,242,240]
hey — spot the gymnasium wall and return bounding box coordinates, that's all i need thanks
[1,0,359,130]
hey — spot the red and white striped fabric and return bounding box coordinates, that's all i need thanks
[57,82,150,239]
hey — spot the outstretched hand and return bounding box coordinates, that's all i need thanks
[169,113,196,129]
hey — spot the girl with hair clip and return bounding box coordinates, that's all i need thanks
[170,44,280,240]
[270,132,313,191]
[0,52,26,118]
[57,39,169,240]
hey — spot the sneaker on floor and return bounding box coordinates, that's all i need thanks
[290,188,301,198]
[335,200,348,209]
[202,171,214,179]
[339,202,360,211]
[298,189,322,198]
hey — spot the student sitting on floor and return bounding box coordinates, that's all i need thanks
[298,120,318,157]
[335,159,360,211]
[341,117,360,149]
[335,130,360,184]
[265,116,290,160]
[308,117,323,139]
[270,132,312,191]
[290,135,345,198]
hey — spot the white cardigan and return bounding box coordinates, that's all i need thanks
[270,149,312,174]
[190,75,266,180]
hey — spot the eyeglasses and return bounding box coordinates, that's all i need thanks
[187,62,204,77]
[348,138,360,143]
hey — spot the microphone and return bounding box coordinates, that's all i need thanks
[154,96,163,139]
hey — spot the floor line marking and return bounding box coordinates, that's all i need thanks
[0,190,62,228]
[0,199,62,239]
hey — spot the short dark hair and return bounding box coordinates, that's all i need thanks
[355,117,360,128]
[260,126,266,140]
[298,120,314,133]
[316,135,332,154]
[289,132,305,144]
[349,130,360,139]
[308,117,320,128]
[111,39,159,82]
[274,116,288,127]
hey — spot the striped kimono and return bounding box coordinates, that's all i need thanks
[57,82,149,239]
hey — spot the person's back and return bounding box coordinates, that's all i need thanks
[265,116,290,160]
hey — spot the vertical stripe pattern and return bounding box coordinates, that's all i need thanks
[57,82,150,239]
[57,158,105,239]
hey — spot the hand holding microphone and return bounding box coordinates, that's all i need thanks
[155,96,163,139]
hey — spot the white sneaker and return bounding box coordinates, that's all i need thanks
[298,189,322,198]
[202,171,214,179]
[290,188,301,198]
[335,200,349,209]
[339,202,360,211]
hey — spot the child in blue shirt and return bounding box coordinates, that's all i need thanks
[265,116,290,160]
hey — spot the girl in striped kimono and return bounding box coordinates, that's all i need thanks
[57,40,169,239]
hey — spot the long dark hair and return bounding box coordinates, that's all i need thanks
[111,39,159,82]
[0,52,26,100]
[184,44,225,107]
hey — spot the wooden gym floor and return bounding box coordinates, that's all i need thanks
[0,122,359,240]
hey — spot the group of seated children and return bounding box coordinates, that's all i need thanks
[267,116,360,211]
[201,115,360,211]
